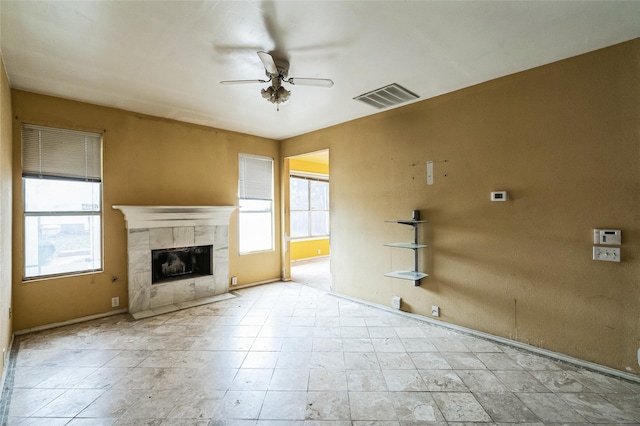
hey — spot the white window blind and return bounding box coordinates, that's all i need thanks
[239,155,273,200]
[22,124,102,182]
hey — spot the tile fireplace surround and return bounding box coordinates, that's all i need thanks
[113,205,237,319]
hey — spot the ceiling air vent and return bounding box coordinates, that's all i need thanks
[354,83,419,109]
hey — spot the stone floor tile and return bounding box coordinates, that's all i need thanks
[440,352,487,370]
[408,352,451,370]
[230,368,274,390]
[259,391,307,420]
[529,370,592,393]
[516,392,586,423]
[344,352,380,370]
[493,370,549,393]
[474,392,540,422]
[419,370,468,392]
[30,388,102,418]
[602,393,640,422]
[372,338,406,353]
[456,370,507,392]
[558,392,637,423]
[390,391,445,422]
[212,390,266,420]
[347,369,388,391]
[349,391,397,421]
[382,370,428,391]
[376,352,415,370]
[269,368,310,391]
[309,369,347,391]
[305,391,350,420]
[242,352,279,369]
[431,392,491,422]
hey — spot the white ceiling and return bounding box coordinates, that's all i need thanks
[1,1,639,140]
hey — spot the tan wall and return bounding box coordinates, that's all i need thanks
[11,91,281,330]
[0,55,14,374]
[282,40,640,375]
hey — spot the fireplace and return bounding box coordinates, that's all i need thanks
[152,245,212,284]
[113,205,236,318]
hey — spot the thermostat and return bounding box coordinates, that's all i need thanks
[593,229,621,245]
[491,191,508,202]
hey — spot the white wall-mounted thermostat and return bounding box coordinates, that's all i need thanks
[593,229,621,245]
[491,191,508,202]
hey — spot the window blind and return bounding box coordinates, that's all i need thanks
[238,155,273,200]
[22,124,102,182]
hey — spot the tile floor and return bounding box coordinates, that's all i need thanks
[2,273,640,425]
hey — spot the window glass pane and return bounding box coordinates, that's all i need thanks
[239,199,273,253]
[291,211,310,238]
[25,214,101,278]
[310,180,329,211]
[311,211,330,236]
[24,178,101,212]
[290,178,309,210]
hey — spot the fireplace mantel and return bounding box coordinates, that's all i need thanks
[113,205,237,229]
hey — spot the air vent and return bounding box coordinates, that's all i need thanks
[354,83,419,109]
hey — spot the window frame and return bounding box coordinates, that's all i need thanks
[21,124,104,280]
[238,154,275,255]
[289,172,330,240]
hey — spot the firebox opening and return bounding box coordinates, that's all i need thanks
[151,245,213,284]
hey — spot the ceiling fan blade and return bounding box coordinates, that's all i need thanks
[287,78,334,88]
[220,79,269,85]
[257,51,278,75]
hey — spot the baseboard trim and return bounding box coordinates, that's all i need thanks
[331,292,640,384]
[14,309,128,336]
[230,278,280,290]
[0,333,14,390]
[0,333,16,423]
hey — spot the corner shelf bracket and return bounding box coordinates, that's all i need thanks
[384,210,428,286]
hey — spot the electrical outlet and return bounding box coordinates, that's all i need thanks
[111,297,119,307]
[231,276,238,285]
[317,249,321,254]
[431,306,440,317]
[593,247,620,262]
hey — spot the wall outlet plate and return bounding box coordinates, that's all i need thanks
[392,296,402,310]
[231,276,238,285]
[491,191,508,201]
[431,305,440,317]
[111,297,119,307]
[592,247,620,262]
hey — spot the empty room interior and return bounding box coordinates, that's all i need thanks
[0,1,639,424]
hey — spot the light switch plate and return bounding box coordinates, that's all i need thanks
[592,247,620,262]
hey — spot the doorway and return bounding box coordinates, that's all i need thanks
[284,150,331,291]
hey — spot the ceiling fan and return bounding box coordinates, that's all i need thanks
[220,51,334,110]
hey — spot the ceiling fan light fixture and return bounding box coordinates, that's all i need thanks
[354,83,419,109]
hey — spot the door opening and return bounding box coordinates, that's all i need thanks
[284,150,331,291]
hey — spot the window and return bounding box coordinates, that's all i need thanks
[22,124,103,279]
[238,154,274,253]
[290,175,330,239]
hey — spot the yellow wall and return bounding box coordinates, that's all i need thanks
[282,39,640,374]
[0,54,14,375]
[11,91,281,330]
[290,156,330,261]
[291,238,330,261]
[290,158,329,175]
